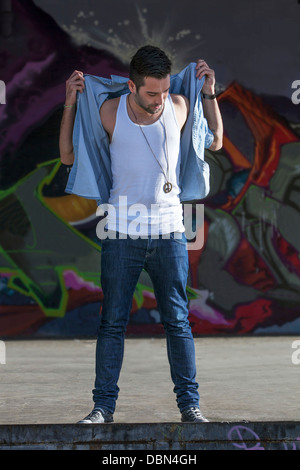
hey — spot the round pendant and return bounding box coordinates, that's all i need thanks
[163,182,172,193]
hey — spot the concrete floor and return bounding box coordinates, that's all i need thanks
[0,336,299,425]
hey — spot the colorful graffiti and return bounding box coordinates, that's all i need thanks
[0,0,299,336]
[188,84,300,334]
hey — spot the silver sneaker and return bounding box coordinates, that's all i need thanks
[181,407,209,422]
[77,408,114,424]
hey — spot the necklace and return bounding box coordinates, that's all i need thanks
[128,95,172,193]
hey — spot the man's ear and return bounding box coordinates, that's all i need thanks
[128,80,136,94]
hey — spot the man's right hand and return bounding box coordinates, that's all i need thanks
[65,70,85,106]
[59,71,84,164]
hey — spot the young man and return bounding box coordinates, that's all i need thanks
[59,45,223,423]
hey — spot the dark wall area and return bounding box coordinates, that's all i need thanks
[0,0,300,336]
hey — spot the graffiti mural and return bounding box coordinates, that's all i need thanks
[189,85,300,334]
[0,0,299,336]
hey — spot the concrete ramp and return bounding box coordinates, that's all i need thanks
[0,422,299,450]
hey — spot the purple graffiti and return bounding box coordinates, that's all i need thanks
[228,425,265,450]
[282,438,300,451]
[228,426,300,450]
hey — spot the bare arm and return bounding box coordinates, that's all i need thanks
[196,60,223,151]
[171,94,190,131]
[59,70,85,164]
[99,97,119,143]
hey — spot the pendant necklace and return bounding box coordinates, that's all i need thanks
[128,95,172,193]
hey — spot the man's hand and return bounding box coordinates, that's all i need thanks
[59,70,84,164]
[65,70,85,106]
[195,59,223,151]
[195,59,216,95]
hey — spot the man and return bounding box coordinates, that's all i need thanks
[59,45,223,423]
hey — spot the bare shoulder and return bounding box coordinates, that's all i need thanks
[170,93,190,130]
[100,96,120,118]
[171,93,189,108]
[100,96,120,137]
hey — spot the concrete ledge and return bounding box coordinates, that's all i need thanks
[0,422,299,450]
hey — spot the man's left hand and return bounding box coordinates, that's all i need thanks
[195,59,216,94]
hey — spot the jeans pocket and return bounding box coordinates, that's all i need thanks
[170,231,187,245]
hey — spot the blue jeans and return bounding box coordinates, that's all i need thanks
[93,232,199,414]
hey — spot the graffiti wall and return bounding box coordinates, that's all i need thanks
[0,0,299,337]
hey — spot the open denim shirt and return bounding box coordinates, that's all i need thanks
[65,62,214,204]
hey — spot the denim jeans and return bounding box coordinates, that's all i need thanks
[93,232,199,414]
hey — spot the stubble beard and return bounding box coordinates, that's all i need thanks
[134,95,163,116]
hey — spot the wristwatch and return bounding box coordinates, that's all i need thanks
[201,91,217,100]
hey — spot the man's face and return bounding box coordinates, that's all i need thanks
[131,75,170,115]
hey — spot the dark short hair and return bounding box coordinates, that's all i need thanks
[129,45,172,90]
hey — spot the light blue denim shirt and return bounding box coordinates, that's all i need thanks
[66,62,214,204]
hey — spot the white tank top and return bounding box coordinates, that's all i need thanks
[107,93,184,236]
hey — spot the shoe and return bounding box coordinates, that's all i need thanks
[181,407,209,422]
[77,408,114,424]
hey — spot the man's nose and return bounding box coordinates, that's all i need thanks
[156,94,164,105]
